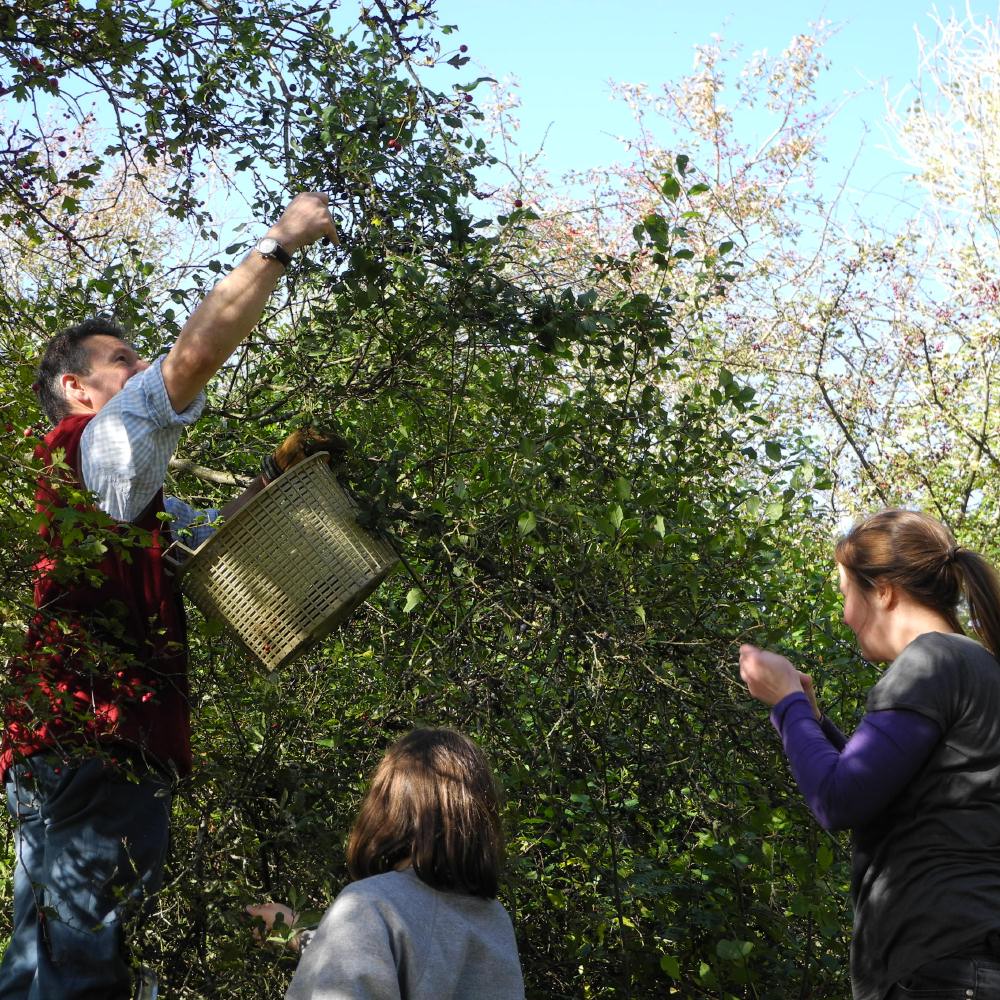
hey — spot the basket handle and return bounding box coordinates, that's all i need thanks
[162,537,198,574]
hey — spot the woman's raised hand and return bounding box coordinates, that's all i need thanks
[739,644,805,707]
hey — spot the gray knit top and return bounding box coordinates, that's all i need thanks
[284,868,525,1000]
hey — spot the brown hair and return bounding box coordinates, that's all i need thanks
[346,729,504,899]
[35,317,131,424]
[835,508,1000,658]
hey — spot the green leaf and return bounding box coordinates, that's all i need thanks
[517,511,537,535]
[661,173,681,201]
[765,441,782,461]
[200,618,226,638]
[791,461,815,488]
[660,954,680,979]
[614,476,631,500]
[455,75,497,92]
[653,515,666,537]
[402,588,424,613]
[609,505,624,530]
[818,842,834,870]
[716,938,754,961]
[643,213,670,243]
[687,182,709,195]
[765,500,785,522]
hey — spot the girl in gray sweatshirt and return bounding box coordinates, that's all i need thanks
[250,728,525,1000]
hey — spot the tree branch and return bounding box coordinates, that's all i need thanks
[168,457,248,487]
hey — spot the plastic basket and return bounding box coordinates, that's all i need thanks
[168,453,398,670]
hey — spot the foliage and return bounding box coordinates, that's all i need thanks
[488,13,1000,550]
[0,3,881,999]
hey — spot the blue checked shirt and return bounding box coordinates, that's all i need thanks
[80,356,220,547]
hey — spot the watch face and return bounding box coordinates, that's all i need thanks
[257,238,278,255]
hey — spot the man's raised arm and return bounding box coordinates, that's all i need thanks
[161,192,338,413]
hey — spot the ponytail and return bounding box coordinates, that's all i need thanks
[955,548,1000,659]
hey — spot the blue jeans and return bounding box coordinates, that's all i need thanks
[889,953,1000,999]
[0,753,171,1000]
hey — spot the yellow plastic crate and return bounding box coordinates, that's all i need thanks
[169,453,398,669]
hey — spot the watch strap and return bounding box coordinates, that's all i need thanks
[256,237,292,269]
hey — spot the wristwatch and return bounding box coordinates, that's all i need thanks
[255,237,292,269]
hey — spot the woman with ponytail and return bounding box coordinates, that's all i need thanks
[740,509,1000,1000]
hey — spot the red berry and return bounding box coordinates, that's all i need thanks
[5,423,13,433]
[463,93,473,103]
[48,78,58,89]
[460,44,468,52]
[23,427,33,438]
[513,198,523,209]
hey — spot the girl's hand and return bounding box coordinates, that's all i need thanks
[739,644,804,706]
[245,902,300,949]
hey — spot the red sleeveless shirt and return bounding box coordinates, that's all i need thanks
[1,414,192,779]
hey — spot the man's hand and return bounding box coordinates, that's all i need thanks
[265,192,339,252]
[739,644,804,707]
[264,427,350,482]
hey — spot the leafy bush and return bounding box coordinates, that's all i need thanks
[0,3,865,996]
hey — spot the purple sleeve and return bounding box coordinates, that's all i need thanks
[818,714,847,751]
[769,692,942,831]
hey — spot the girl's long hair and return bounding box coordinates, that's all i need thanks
[346,728,504,899]
[835,508,1000,658]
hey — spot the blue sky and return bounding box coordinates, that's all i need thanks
[18,2,993,241]
[433,1,996,217]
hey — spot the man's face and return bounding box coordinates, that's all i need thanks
[72,335,150,412]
